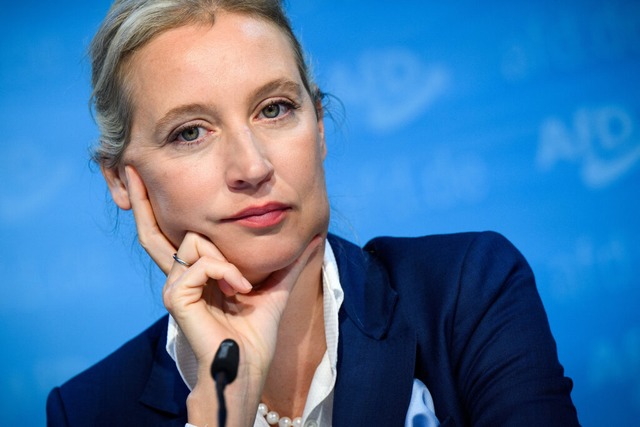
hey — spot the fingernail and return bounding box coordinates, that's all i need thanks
[242,278,253,292]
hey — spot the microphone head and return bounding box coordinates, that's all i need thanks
[211,339,240,384]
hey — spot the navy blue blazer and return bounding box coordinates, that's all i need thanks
[47,232,579,426]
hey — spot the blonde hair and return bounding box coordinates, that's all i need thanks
[90,0,318,168]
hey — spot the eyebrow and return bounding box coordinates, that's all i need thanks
[153,78,304,141]
[154,103,214,142]
[249,78,303,103]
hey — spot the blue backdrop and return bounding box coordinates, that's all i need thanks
[1,1,638,425]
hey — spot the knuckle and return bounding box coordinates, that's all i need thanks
[162,283,175,308]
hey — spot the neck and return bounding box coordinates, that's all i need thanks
[261,238,327,418]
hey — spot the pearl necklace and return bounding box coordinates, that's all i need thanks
[258,402,303,427]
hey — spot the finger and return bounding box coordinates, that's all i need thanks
[177,231,227,266]
[217,279,238,297]
[164,256,252,312]
[168,231,229,281]
[170,231,249,294]
[125,166,176,274]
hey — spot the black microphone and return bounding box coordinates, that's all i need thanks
[211,339,239,427]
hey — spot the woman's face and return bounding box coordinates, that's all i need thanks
[104,12,329,283]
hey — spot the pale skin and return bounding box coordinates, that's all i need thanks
[102,12,330,426]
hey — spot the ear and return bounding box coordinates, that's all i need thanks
[101,164,132,210]
[315,97,327,160]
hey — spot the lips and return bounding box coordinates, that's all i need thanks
[222,202,291,228]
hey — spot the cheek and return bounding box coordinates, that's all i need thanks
[286,122,326,175]
[137,164,208,244]
[296,131,328,198]
[295,134,330,218]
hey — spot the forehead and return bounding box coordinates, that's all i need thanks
[124,12,301,118]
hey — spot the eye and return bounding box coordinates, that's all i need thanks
[178,126,205,142]
[169,124,211,147]
[258,100,297,120]
[262,103,282,119]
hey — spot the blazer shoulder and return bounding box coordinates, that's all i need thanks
[364,231,529,285]
[363,230,535,328]
[62,315,169,389]
[366,230,522,258]
[47,315,188,426]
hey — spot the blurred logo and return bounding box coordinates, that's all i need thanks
[501,2,640,81]
[536,105,640,188]
[327,48,450,132]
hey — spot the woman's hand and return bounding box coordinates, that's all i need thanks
[124,166,322,425]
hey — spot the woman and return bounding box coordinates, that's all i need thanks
[47,1,580,426]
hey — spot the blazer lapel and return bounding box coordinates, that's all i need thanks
[138,317,190,424]
[329,235,416,426]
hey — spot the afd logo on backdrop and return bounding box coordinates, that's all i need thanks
[327,48,450,132]
[501,1,640,81]
[536,105,640,188]
[542,234,632,301]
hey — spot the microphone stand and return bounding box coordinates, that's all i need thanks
[211,339,239,427]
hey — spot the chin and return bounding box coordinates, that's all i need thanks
[218,235,300,282]
[222,229,326,285]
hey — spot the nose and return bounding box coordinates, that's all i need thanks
[224,127,274,191]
